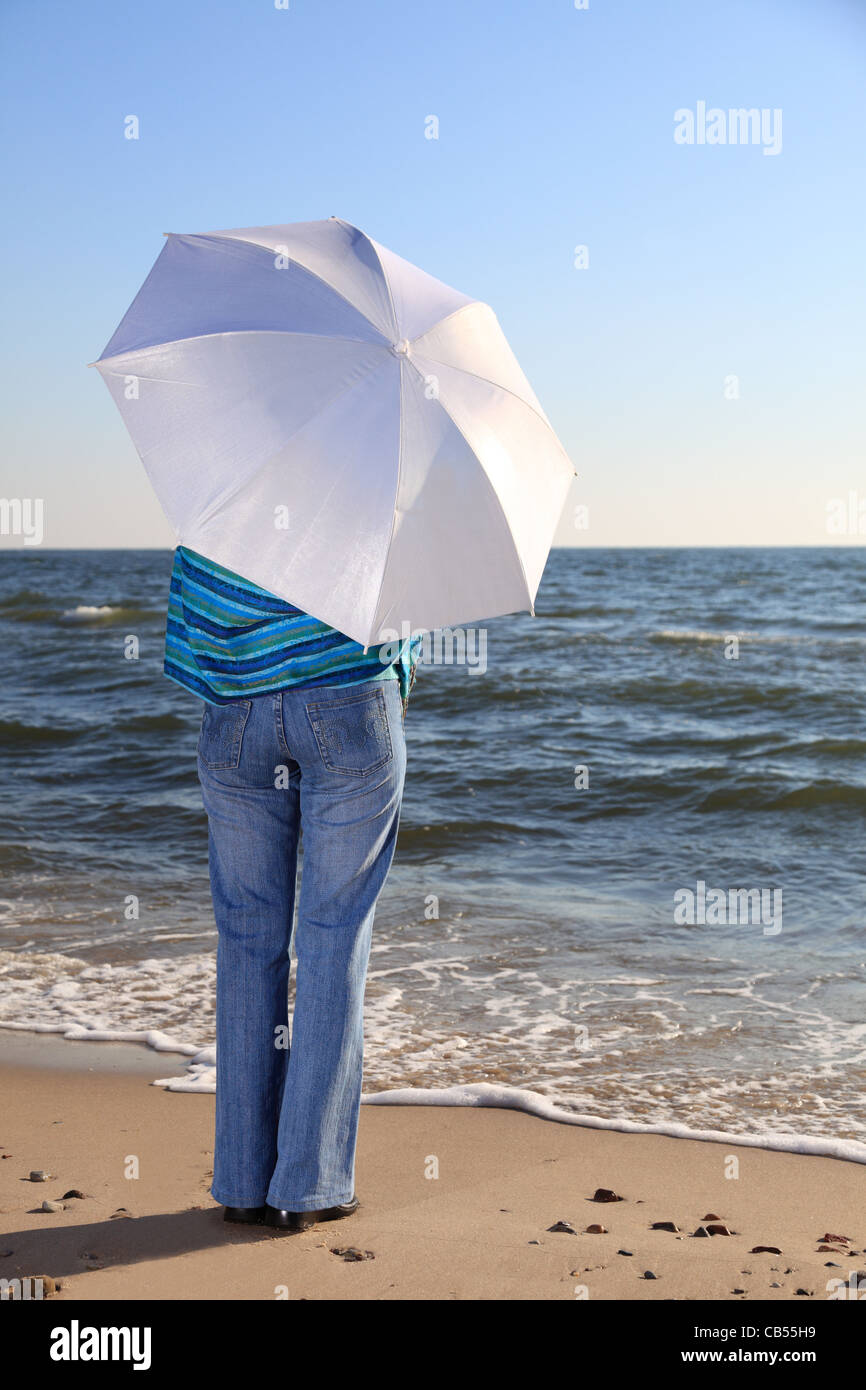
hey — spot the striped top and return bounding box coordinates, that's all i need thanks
[164,546,421,707]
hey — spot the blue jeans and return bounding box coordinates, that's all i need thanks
[197,678,407,1211]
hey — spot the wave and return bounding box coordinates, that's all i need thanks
[650,628,759,643]
[650,627,866,646]
[0,599,158,624]
[0,719,80,746]
[3,1015,864,1164]
[699,781,866,811]
[359,1083,866,1165]
[60,604,155,624]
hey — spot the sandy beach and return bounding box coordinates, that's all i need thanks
[2,1033,864,1302]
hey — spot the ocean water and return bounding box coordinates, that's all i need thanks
[1,547,864,1155]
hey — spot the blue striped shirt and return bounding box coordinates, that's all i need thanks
[164,546,420,707]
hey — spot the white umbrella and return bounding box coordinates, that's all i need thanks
[91,217,576,647]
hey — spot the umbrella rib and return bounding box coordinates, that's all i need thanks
[364,357,406,647]
[437,391,532,612]
[408,299,477,342]
[189,231,396,341]
[357,230,400,341]
[412,353,563,443]
[94,328,388,369]
[395,359,535,618]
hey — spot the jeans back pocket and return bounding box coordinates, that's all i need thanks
[198,699,252,770]
[305,686,393,776]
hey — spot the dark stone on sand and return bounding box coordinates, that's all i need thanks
[30,1274,59,1295]
[820,1233,850,1244]
[732,1288,746,1294]
[824,1262,841,1268]
[794,1288,813,1296]
[693,1226,710,1237]
[62,1189,87,1200]
[702,1213,721,1221]
[110,1208,133,1219]
[642,1270,658,1279]
[816,1245,845,1253]
[750,1246,782,1255]
[547,1221,576,1234]
[591,1188,624,1203]
[585,1224,608,1234]
[651,1221,679,1232]
[706,1224,732,1236]
[331,1247,374,1261]
[617,1249,633,1256]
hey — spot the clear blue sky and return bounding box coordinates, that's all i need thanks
[1,0,864,547]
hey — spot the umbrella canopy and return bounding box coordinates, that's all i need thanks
[91,217,576,647]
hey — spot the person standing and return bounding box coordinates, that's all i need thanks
[165,544,419,1232]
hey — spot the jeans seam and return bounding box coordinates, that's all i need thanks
[274,690,292,762]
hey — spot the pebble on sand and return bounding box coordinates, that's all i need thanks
[547,1221,576,1235]
[750,1246,782,1255]
[41,1200,65,1213]
[585,1224,608,1234]
[331,1247,374,1262]
[29,1171,50,1183]
[591,1188,624,1203]
[651,1221,679,1232]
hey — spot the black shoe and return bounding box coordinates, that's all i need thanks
[264,1195,360,1233]
[223,1205,267,1224]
